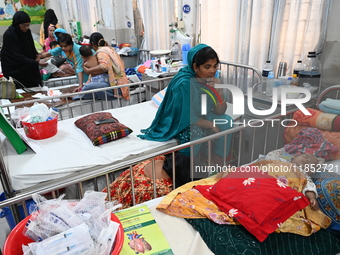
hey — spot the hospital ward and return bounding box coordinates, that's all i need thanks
[0,0,340,254]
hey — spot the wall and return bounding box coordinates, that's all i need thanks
[321,0,340,91]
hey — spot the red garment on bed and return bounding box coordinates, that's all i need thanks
[195,166,310,242]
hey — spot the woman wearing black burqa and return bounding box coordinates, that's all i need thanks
[39,9,60,46]
[1,11,47,88]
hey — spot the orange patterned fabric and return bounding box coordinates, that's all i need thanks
[293,108,340,131]
[103,156,172,209]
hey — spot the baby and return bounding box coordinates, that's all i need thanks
[79,45,119,98]
[260,148,321,211]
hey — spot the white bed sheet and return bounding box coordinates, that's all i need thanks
[1,101,239,191]
[1,101,177,190]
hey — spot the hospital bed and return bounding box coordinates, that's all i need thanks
[4,63,339,253]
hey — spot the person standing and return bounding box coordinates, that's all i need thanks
[1,11,47,88]
[39,9,60,46]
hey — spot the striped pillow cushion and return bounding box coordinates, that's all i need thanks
[152,87,167,107]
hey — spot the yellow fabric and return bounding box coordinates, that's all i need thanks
[156,160,331,237]
[39,22,61,46]
[96,46,130,100]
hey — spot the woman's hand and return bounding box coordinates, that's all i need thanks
[38,60,48,67]
[211,126,220,133]
[73,85,83,93]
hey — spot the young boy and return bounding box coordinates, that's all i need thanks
[79,45,119,97]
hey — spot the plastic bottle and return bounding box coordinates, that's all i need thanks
[171,42,182,61]
[46,107,59,121]
[111,39,116,48]
[299,52,321,95]
[285,77,292,85]
[129,36,136,48]
[261,60,273,94]
[262,60,273,78]
[182,44,191,65]
[290,74,298,86]
[302,51,316,70]
[293,60,304,77]
[265,71,275,96]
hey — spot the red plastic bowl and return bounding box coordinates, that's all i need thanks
[3,213,124,255]
[22,118,58,140]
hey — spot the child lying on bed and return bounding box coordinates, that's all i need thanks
[257,148,323,211]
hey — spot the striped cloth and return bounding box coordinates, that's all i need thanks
[152,87,167,107]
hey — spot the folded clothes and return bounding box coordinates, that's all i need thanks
[320,98,340,110]
[319,104,340,115]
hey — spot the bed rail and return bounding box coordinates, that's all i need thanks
[315,84,340,108]
[0,61,266,230]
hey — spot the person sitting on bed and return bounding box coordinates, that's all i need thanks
[72,32,130,101]
[79,45,119,98]
[102,153,191,209]
[138,44,233,166]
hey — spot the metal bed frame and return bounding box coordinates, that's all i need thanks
[0,61,270,229]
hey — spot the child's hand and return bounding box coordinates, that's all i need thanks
[309,198,319,211]
[305,191,319,211]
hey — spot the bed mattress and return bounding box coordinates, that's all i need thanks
[1,101,177,190]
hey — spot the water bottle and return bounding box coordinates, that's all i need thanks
[171,42,182,61]
[261,60,273,94]
[129,36,136,48]
[299,52,321,97]
[290,74,298,86]
[293,60,304,77]
[265,71,275,96]
[111,39,116,48]
[182,44,191,65]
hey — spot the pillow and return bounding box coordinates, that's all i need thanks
[74,112,133,146]
[292,108,340,132]
[50,56,66,67]
[152,87,167,107]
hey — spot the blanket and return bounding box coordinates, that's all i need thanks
[283,127,338,160]
[186,218,340,255]
[285,108,340,159]
[157,160,331,239]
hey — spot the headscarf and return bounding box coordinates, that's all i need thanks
[138,43,217,141]
[53,27,66,43]
[43,9,58,40]
[10,11,36,60]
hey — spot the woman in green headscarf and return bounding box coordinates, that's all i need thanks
[138,44,233,162]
